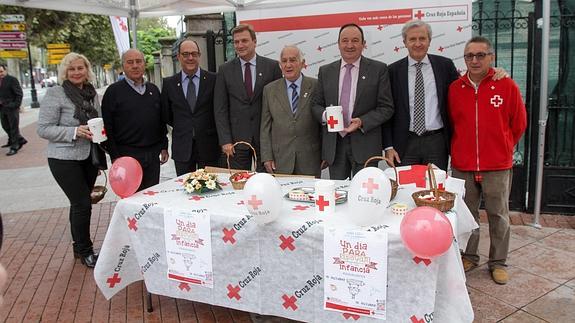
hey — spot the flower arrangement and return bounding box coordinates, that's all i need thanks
[183,169,222,194]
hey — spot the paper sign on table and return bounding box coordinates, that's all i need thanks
[323,227,388,320]
[164,208,213,288]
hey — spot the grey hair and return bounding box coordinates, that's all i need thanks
[57,52,96,83]
[465,36,494,52]
[401,19,432,40]
[121,48,145,64]
[279,45,304,61]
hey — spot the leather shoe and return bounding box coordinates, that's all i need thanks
[6,149,18,156]
[18,139,27,149]
[1,143,9,148]
[80,253,99,268]
[462,258,477,272]
[491,268,509,285]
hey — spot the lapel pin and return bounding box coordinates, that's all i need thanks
[491,85,495,90]
[361,76,366,80]
[303,92,308,98]
[149,92,153,95]
[258,72,262,77]
[177,83,181,87]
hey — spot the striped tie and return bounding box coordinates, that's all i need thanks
[290,83,299,114]
[413,62,426,135]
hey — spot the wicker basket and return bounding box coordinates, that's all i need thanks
[227,141,257,190]
[363,156,399,201]
[91,171,108,204]
[411,164,455,212]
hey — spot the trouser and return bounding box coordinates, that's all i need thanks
[220,140,264,172]
[399,130,448,171]
[452,168,513,269]
[48,157,98,257]
[329,135,376,180]
[0,107,25,149]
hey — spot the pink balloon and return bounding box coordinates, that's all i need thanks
[109,157,143,198]
[400,206,454,259]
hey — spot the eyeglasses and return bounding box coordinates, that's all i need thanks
[180,51,200,58]
[463,52,493,61]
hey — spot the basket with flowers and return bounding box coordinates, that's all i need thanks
[182,169,222,194]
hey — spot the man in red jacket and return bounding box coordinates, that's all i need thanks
[448,36,527,285]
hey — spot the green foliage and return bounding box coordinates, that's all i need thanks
[136,26,175,70]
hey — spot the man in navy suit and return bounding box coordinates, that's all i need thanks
[161,39,220,176]
[383,20,460,171]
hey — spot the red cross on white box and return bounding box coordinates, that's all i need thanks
[315,195,329,211]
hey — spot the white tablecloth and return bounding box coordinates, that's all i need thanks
[94,174,477,322]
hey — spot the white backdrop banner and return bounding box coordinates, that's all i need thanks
[236,0,472,77]
[109,16,130,59]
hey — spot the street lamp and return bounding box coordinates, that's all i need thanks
[26,40,39,109]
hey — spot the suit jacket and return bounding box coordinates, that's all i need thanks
[161,69,220,163]
[37,86,101,160]
[311,56,394,164]
[213,55,282,150]
[0,74,23,110]
[383,54,459,158]
[260,75,321,176]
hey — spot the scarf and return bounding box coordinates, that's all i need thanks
[62,79,98,125]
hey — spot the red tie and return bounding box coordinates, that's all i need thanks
[244,62,253,98]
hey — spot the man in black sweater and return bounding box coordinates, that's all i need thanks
[102,49,169,191]
[0,64,27,156]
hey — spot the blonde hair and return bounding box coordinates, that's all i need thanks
[57,52,96,84]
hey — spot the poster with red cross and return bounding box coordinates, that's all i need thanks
[236,0,472,78]
[323,227,388,320]
[164,208,214,288]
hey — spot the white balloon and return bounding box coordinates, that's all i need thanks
[348,167,391,226]
[243,173,283,225]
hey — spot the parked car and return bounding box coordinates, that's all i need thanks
[40,76,58,88]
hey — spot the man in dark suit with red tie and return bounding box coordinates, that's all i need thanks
[214,24,282,171]
[161,39,220,176]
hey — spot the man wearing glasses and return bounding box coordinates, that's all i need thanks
[448,36,527,285]
[161,39,219,176]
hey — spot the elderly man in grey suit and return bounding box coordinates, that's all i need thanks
[214,24,282,171]
[260,45,321,177]
[311,23,394,180]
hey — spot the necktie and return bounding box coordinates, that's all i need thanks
[340,63,353,129]
[413,62,426,135]
[290,83,299,114]
[244,62,253,98]
[187,74,197,113]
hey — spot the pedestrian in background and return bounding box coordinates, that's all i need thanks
[0,64,27,156]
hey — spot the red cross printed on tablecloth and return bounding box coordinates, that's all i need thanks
[327,116,339,129]
[247,195,263,210]
[282,294,298,310]
[279,235,295,251]
[222,227,237,244]
[227,284,241,300]
[174,178,184,183]
[398,165,428,187]
[127,217,138,231]
[413,256,432,266]
[143,190,158,196]
[237,200,245,205]
[189,195,203,201]
[414,10,425,19]
[362,178,379,194]
[343,313,361,320]
[292,205,310,211]
[457,25,463,32]
[107,273,122,288]
[410,315,424,323]
[315,195,329,211]
[179,282,191,291]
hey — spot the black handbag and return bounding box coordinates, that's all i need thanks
[90,142,108,170]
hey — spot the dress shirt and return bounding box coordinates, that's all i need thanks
[338,58,360,122]
[285,74,303,112]
[180,69,200,99]
[407,55,442,131]
[239,56,257,92]
[125,77,146,95]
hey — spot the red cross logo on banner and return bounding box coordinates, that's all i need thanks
[282,294,298,310]
[279,235,295,251]
[398,165,428,187]
[457,25,463,32]
[189,195,203,201]
[315,195,329,211]
[107,273,121,288]
[227,284,241,300]
[247,195,263,210]
[438,46,444,52]
[143,190,158,196]
[413,256,432,266]
[362,178,379,194]
[414,10,425,19]
[292,205,310,211]
[179,282,191,291]
[222,228,237,244]
[394,46,400,52]
[377,25,383,31]
[343,313,361,320]
[127,217,138,231]
[327,116,339,129]
[490,95,504,108]
[410,315,424,323]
